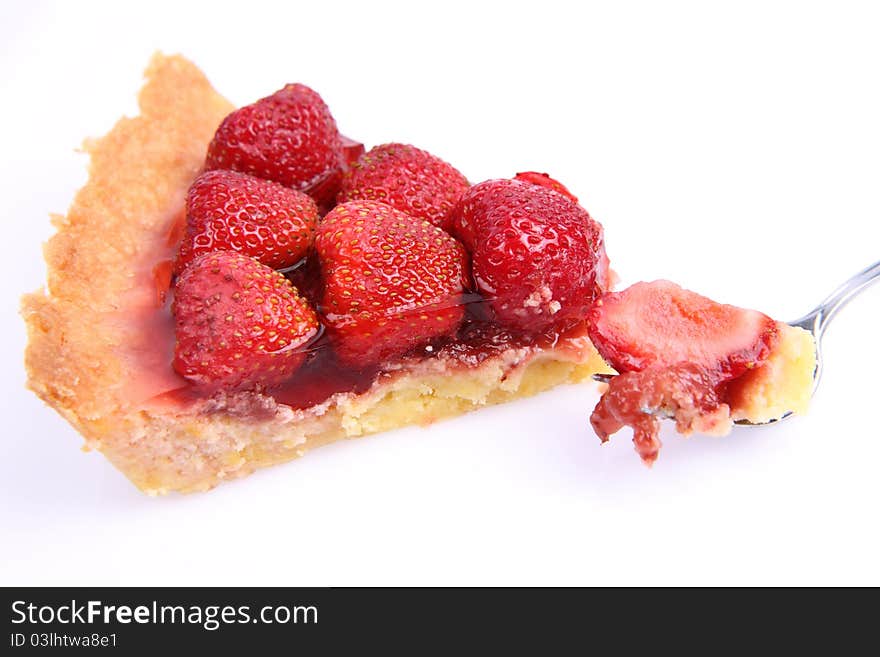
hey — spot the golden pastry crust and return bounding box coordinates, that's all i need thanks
[22,54,610,494]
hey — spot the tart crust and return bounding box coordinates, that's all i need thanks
[22,54,611,494]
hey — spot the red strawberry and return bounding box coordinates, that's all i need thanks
[175,170,319,274]
[586,281,778,379]
[173,251,319,391]
[315,200,469,366]
[205,84,345,208]
[448,178,608,334]
[514,171,579,203]
[338,143,469,230]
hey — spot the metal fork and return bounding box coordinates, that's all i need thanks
[592,259,880,426]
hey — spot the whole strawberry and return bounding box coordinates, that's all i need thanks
[448,178,608,334]
[338,143,469,230]
[205,84,345,208]
[315,200,469,366]
[175,170,319,274]
[173,251,319,391]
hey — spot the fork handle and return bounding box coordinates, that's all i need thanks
[791,259,880,337]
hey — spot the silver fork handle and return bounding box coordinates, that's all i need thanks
[791,259,880,338]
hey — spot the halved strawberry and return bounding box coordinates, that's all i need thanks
[514,171,579,203]
[587,281,778,379]
[338,143,469,230]
[315,200,469,367]
[175,170,319,274]
[173,251,319,391]
[204,83,345,208]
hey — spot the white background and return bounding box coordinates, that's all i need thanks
[1,0,878,586]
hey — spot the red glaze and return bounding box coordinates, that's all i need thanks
[268,331,379,410]
[283,255,324,310]
[149,287,591,411]
[304,134,365,216]
[340,135,366,167]
[251,300,589,410]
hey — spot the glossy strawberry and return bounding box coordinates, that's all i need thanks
[586,281,778,378]
[173,251,319,390]
[514,171,579,203]
[175,170,319,274]
[448,178,608,334]
[338,143,469,230]
[315,200,469,366]
[205,84,345,207]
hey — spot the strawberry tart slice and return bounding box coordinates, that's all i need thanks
[23,54,613,493]
[23,54,816,493]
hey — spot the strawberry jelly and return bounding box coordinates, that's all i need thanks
[140,274,593,413]
[252,300,588,410]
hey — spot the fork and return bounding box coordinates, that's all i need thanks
[592,259,880,426]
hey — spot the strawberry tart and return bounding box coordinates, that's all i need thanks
[22,54,815,493]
